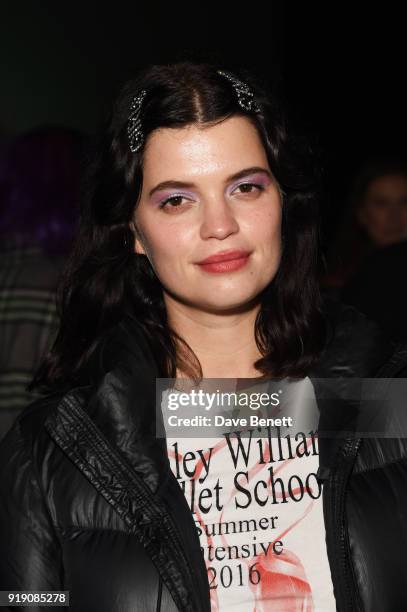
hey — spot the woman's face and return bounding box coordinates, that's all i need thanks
[132,115,283,313]
[357,174,407,247]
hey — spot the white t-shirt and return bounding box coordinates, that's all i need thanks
[166,376,337,611]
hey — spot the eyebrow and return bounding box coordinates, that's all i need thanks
[148,166,273,197]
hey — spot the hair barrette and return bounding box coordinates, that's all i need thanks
[127,89,148,153]
[216,70,261,113]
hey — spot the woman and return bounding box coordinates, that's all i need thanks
[0,61,407,611]
[322,157,407,292]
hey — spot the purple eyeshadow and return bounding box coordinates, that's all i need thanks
[152,173,272,205]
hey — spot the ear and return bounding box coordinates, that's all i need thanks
[129,220,147,256]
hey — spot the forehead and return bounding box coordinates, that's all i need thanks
[141,115,268,180]
[366,174,407,198]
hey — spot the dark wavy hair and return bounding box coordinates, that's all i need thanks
[29,60,328,393]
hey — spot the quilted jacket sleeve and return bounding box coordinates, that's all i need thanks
[0,417,63,605]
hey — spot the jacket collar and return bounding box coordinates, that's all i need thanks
[44,315,206,611]
[310,296,397,378]
[72,315,169,493]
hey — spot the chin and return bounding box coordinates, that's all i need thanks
[197,291,263,314]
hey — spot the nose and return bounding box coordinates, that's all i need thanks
[199,197,240,241]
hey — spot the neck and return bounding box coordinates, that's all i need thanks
[164,293,264,379]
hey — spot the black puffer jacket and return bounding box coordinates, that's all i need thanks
[0,298,407,611]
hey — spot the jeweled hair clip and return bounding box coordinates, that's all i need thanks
[127,89,148,153]
[216,70,261,113]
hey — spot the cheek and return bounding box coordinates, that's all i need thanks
[142,222,193,272]
[245,204,282,249]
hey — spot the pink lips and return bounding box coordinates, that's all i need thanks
[196,249,252,274]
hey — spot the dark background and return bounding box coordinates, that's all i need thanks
[1,3,405,241]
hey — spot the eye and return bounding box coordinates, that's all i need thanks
[158,195,190,210]
[233,182,265,196]
[158,182,265,210]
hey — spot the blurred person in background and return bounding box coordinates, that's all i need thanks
[0,126,84,439]
[321,157,407,294]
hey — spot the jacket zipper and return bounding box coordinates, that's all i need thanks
[326,436,364,612]
[156,576,163,612]
[326,341,407,611]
